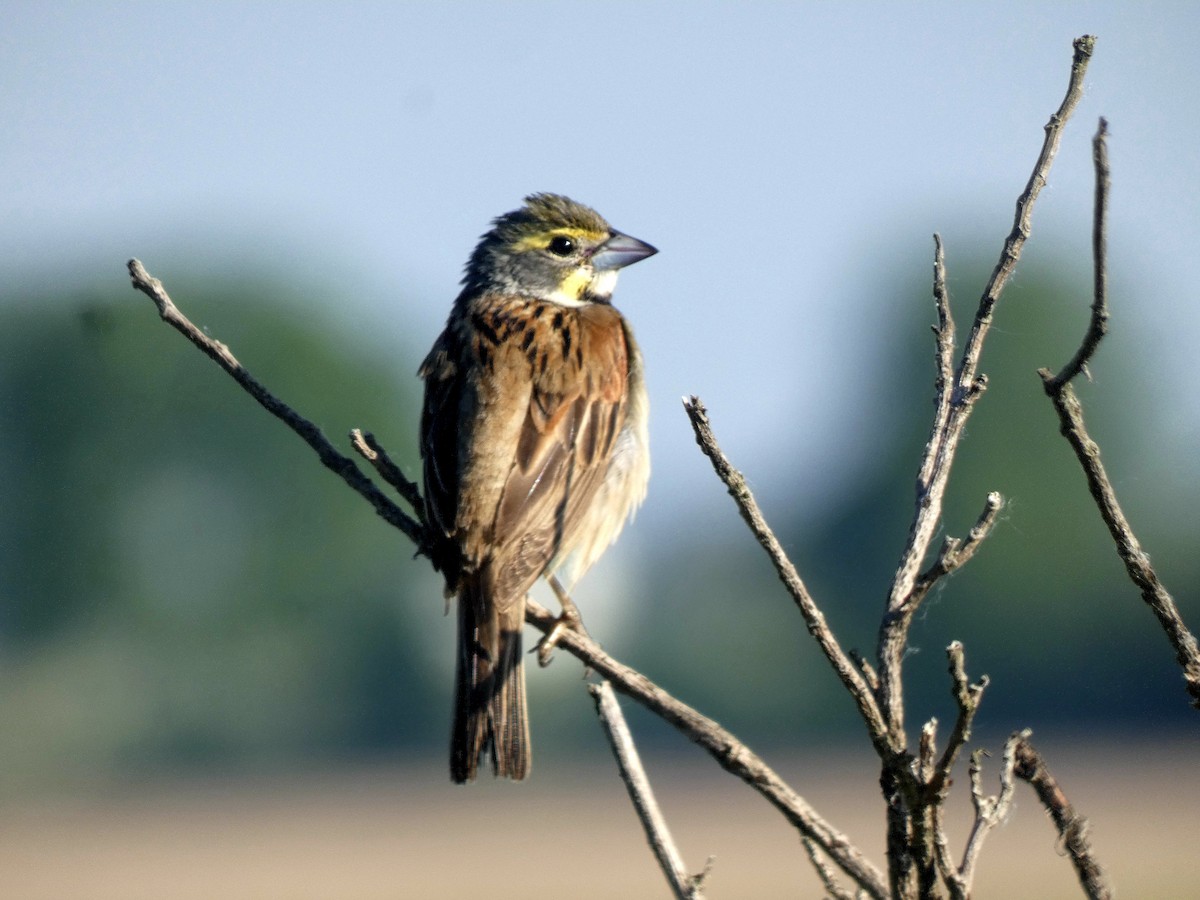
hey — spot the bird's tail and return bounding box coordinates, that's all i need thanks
[450,577,530,782]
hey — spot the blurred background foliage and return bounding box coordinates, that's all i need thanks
[1,246,1194,795]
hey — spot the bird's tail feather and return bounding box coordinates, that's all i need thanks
[450,578,529,782]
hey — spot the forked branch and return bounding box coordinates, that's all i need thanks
[523,597,887,898]
[1038,120,1200,708]
[878,34,1096,745]
[954,731,1024,894]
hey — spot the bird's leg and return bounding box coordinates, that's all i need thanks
[535,574,589,667]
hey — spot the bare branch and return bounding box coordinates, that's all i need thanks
[802,837,857,900]
[917,718,938,785]
[931,801,964,900]
[910,492,1004,611]
[930,642,988,799]
[917,645,989,899]
[590,682,708,900]
[1013,735,1114,900]
[127,259,428,550]
[682,396,888,751]
[524,597,888,900]
[920,233,955,492]
[849,649,880,695]
[958,35,1097,389]
[1047,117,1111,388]
[350,428,426,521]
[957,731,1024,894]
[1038,122,1200,708]
[877,35,1096,749]
[1040,379,1200,706]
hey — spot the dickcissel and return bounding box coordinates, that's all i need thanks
[419,193,655,782]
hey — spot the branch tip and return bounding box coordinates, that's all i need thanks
[1013,734,1113,898]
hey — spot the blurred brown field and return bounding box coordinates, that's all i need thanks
[0,737,1195,899]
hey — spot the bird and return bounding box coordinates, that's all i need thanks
[419,193,655,782]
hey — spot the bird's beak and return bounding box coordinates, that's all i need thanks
[590,232,658,271]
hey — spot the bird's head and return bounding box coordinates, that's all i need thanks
[463,193,656,306]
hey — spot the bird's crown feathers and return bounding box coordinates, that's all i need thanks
[462,193,610,290]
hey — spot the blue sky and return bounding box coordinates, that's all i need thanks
[5,3,1199,564]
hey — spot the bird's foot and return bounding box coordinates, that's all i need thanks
[535,603,585,667]
[535,575,589,667]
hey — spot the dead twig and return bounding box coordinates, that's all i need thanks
[802,837,858,900]
[682,396,888,755]
[954,731,1024,895]
[127,259,427,550]
[870,38,1095,895]
[590,682,709,900]
[350,428,426,522]
[909,493,1005,613]
[878,33,1096,743]
[1038,120,1200,708]
[932,643,988,796]
[1012,735,1113,900]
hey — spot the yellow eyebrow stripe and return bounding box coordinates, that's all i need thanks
[511,227,604,253]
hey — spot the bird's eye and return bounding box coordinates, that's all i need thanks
[547,235,575,256]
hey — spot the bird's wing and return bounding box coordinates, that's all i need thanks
[487,308,630,607]
[421,301,630,608]
[418,332,465,546]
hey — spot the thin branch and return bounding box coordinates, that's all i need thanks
[931,800,964,900]
[919,233,956,492]
[958,35,1097,389]
[590,682,707,900]
[1047,117,1111,388]
[909,492,1004,611]
[802,837,857,900]
[917,718,938,785]
[1038,121,1200,709]
[1040,378,1200,707]
[682,396,888,753]
[957,731,1024,894]
[877,35,1096,748]
[1012,735,1113,900]
[127,259,427,550]
[849,649,880,695]
[350,428,426,521]
[930,642,988,799]
[919,644,989,900]
[524,597,889,900]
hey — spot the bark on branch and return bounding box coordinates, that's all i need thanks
[1013,735,1113,899]
[589,682,710,900]
[1038,120,1200,709]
